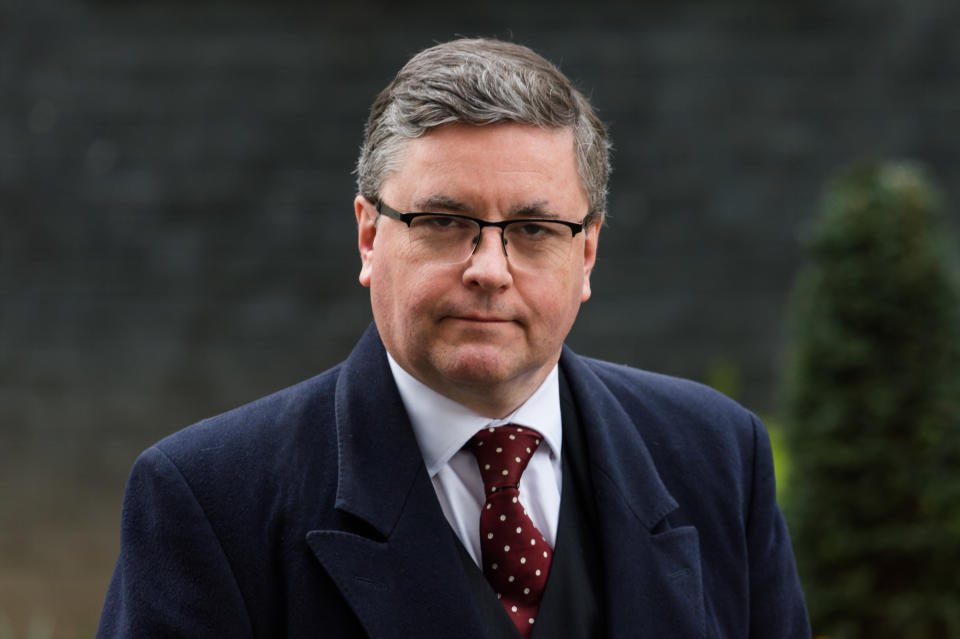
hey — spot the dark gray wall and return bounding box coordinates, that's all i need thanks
[2,1,960,634]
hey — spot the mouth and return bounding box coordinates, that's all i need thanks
[442,308,521,325]
[448,315,514,324]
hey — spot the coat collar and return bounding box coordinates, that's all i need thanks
[329,323,426,539]
[560,346,706,638]
[558,346,679,529]
[332,330,682,538]
[307,324,488,638]
[309,327,704,638]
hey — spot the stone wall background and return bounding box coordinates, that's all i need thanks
[2,0,959,635]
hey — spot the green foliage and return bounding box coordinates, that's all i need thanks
[782,160,960,638]
[704,356,743,401]
[703,358,792,504]
[763,416,792,505]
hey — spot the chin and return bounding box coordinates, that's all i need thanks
[437,345,523,386]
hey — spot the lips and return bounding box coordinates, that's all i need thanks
[438,302,522,326]
[441,310,521,326]
[453,315,513,323]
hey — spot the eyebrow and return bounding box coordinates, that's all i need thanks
[508,201,559,219]
[412,195,560,219]
[412,194,470,213]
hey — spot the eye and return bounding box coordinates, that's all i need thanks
[427,216,457,228]
[513,222,560,238]
[413,215,473,231]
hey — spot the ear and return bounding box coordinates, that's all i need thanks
[580,222,600,303]
[356,195,378,288]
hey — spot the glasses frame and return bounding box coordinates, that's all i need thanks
[376,200,584,242]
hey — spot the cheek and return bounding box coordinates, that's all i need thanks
[371,256,444,322]
[520,269,585,326]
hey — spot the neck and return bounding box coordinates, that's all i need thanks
[439,369,554,418]
[392,356,559,419]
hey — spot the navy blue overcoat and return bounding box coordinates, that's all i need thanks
[98,325,809,638]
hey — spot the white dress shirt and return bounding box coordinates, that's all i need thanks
[386,353,563,566]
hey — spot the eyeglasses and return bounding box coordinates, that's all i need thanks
[376,201,585,271]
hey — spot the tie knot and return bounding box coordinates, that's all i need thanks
[468,425,543,492]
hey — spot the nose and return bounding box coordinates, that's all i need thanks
[462,226,512,290]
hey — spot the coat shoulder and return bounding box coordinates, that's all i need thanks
[141,363,346,532]
[566,352,768,526]
[578,355,760,441]
[155,365,342,467]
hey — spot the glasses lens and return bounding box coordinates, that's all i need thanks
[407,215,480,264]
[503,221,575,269]
[405,215,576,269]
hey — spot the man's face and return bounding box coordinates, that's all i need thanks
[356,122,599,417]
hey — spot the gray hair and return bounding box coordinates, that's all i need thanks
[356,38,612,225]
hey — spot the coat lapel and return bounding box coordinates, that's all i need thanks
[560,349,706,639]
[306,326,486,639]
[305,328,706,638]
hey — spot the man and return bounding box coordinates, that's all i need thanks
[98,38,809,638]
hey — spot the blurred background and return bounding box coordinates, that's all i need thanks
[3,0,960,637]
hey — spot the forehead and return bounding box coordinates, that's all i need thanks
[382,122,587,215]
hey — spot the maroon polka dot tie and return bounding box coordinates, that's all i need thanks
[468,425,553,639]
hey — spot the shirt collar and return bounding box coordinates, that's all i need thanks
[386,353,562,477]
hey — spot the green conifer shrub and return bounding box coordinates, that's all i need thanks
[782,160,960,638]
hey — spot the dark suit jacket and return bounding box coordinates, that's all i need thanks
[98,324,810,638]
